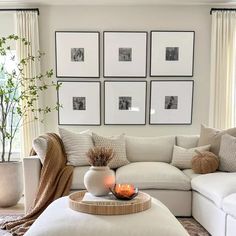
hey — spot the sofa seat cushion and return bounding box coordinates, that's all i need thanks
[71,166,90,190]
[182,169,201,180]
[191,172,236,207]
[223,194,236,218]
[116,162,191,190]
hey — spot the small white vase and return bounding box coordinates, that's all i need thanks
[84,166,115,196]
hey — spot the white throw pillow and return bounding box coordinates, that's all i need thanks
[92,133,129,169]
[171,145,211,169]
[32,137,48,164]
[198,124,236,155]
[219,134,236,172]
[59,128,94,166]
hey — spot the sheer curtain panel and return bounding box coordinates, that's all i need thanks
[209,11,236,129]
[16,11,42,157]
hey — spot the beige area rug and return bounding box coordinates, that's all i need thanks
[0,215,210,236]
[178,218,210,236]
[0,215,23,236]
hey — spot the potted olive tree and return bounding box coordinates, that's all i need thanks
[0,35,59,207]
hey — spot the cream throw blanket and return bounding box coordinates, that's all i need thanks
[1,133,74,236]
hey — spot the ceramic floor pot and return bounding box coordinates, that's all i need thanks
[0,161,23,207]
[84,166,115,196]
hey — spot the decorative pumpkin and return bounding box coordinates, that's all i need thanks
[192,150,219,174]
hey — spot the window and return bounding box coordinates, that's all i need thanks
[0,50,21,159]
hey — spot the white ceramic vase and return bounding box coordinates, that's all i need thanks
[0,161,23,207]
[84,166,115,196]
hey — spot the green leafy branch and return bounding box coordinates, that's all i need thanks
[0,35,60,162]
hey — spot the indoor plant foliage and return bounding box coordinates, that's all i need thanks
[0,35,59,207]
[0,34,60,162]
[84,147,115,196]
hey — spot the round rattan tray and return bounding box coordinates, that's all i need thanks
[68,190,151,215]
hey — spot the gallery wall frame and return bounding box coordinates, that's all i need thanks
[104,80,147,125]
[55,31,100,78]
[57,81,101,126]
[150,31,195,77]
[149,80,194,125]
[103,31,148,78]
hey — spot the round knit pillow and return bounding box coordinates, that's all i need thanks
[191,150,219,174]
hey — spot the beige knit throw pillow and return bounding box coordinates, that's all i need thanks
[92,133,129,169]
[219,134,236,172]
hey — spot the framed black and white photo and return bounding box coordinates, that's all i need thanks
[55,31,100,78]
[103,31,147,78]
[104,81,147,125]
[149,80,194,124]
[150,31,195,77]
[57,81,101,125]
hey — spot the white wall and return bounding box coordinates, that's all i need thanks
[0,12,15,36]
[0,12,16,49]
[39,5,212,136]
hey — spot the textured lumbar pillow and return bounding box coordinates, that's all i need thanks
[218,134,236,172]
[192,150,219,174]
[59,128,94,166]
[198,124,236,155]
[171,145,211,169]
[32,137,48,164]
[92,133,129,169]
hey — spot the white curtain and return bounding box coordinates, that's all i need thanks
[16,11,42,157]
[209,11,236,129]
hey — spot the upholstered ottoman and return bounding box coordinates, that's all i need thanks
[25,196,189,236]
[223,194,236,236]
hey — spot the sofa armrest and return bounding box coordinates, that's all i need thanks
[23,156,42,214]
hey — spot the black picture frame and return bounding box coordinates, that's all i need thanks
[57,81,101,126]
[149,80,194,125]
[150,30,195,77]
[55,31,100,78]
[104,80,147,125]
[103,31,148,78]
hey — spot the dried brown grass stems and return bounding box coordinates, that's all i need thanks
[86,147,114,166]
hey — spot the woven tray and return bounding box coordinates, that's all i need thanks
[68,190,151,215]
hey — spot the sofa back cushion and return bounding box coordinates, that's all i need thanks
[32,136,48,164]
[176,135,199,149]
[125,136,175,163]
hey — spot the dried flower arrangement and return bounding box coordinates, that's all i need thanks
[86,147,114,166]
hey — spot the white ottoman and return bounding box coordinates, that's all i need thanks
[223,194,236,236]
[25,196,189,236]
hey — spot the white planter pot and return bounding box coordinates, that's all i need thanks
[84,166,115,196]
[0,161,23,207]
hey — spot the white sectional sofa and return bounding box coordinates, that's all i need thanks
[23,134,236,236]
[223,194,236,236]
[191,172,236,236]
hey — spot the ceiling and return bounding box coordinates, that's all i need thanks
[0,0,236,6]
